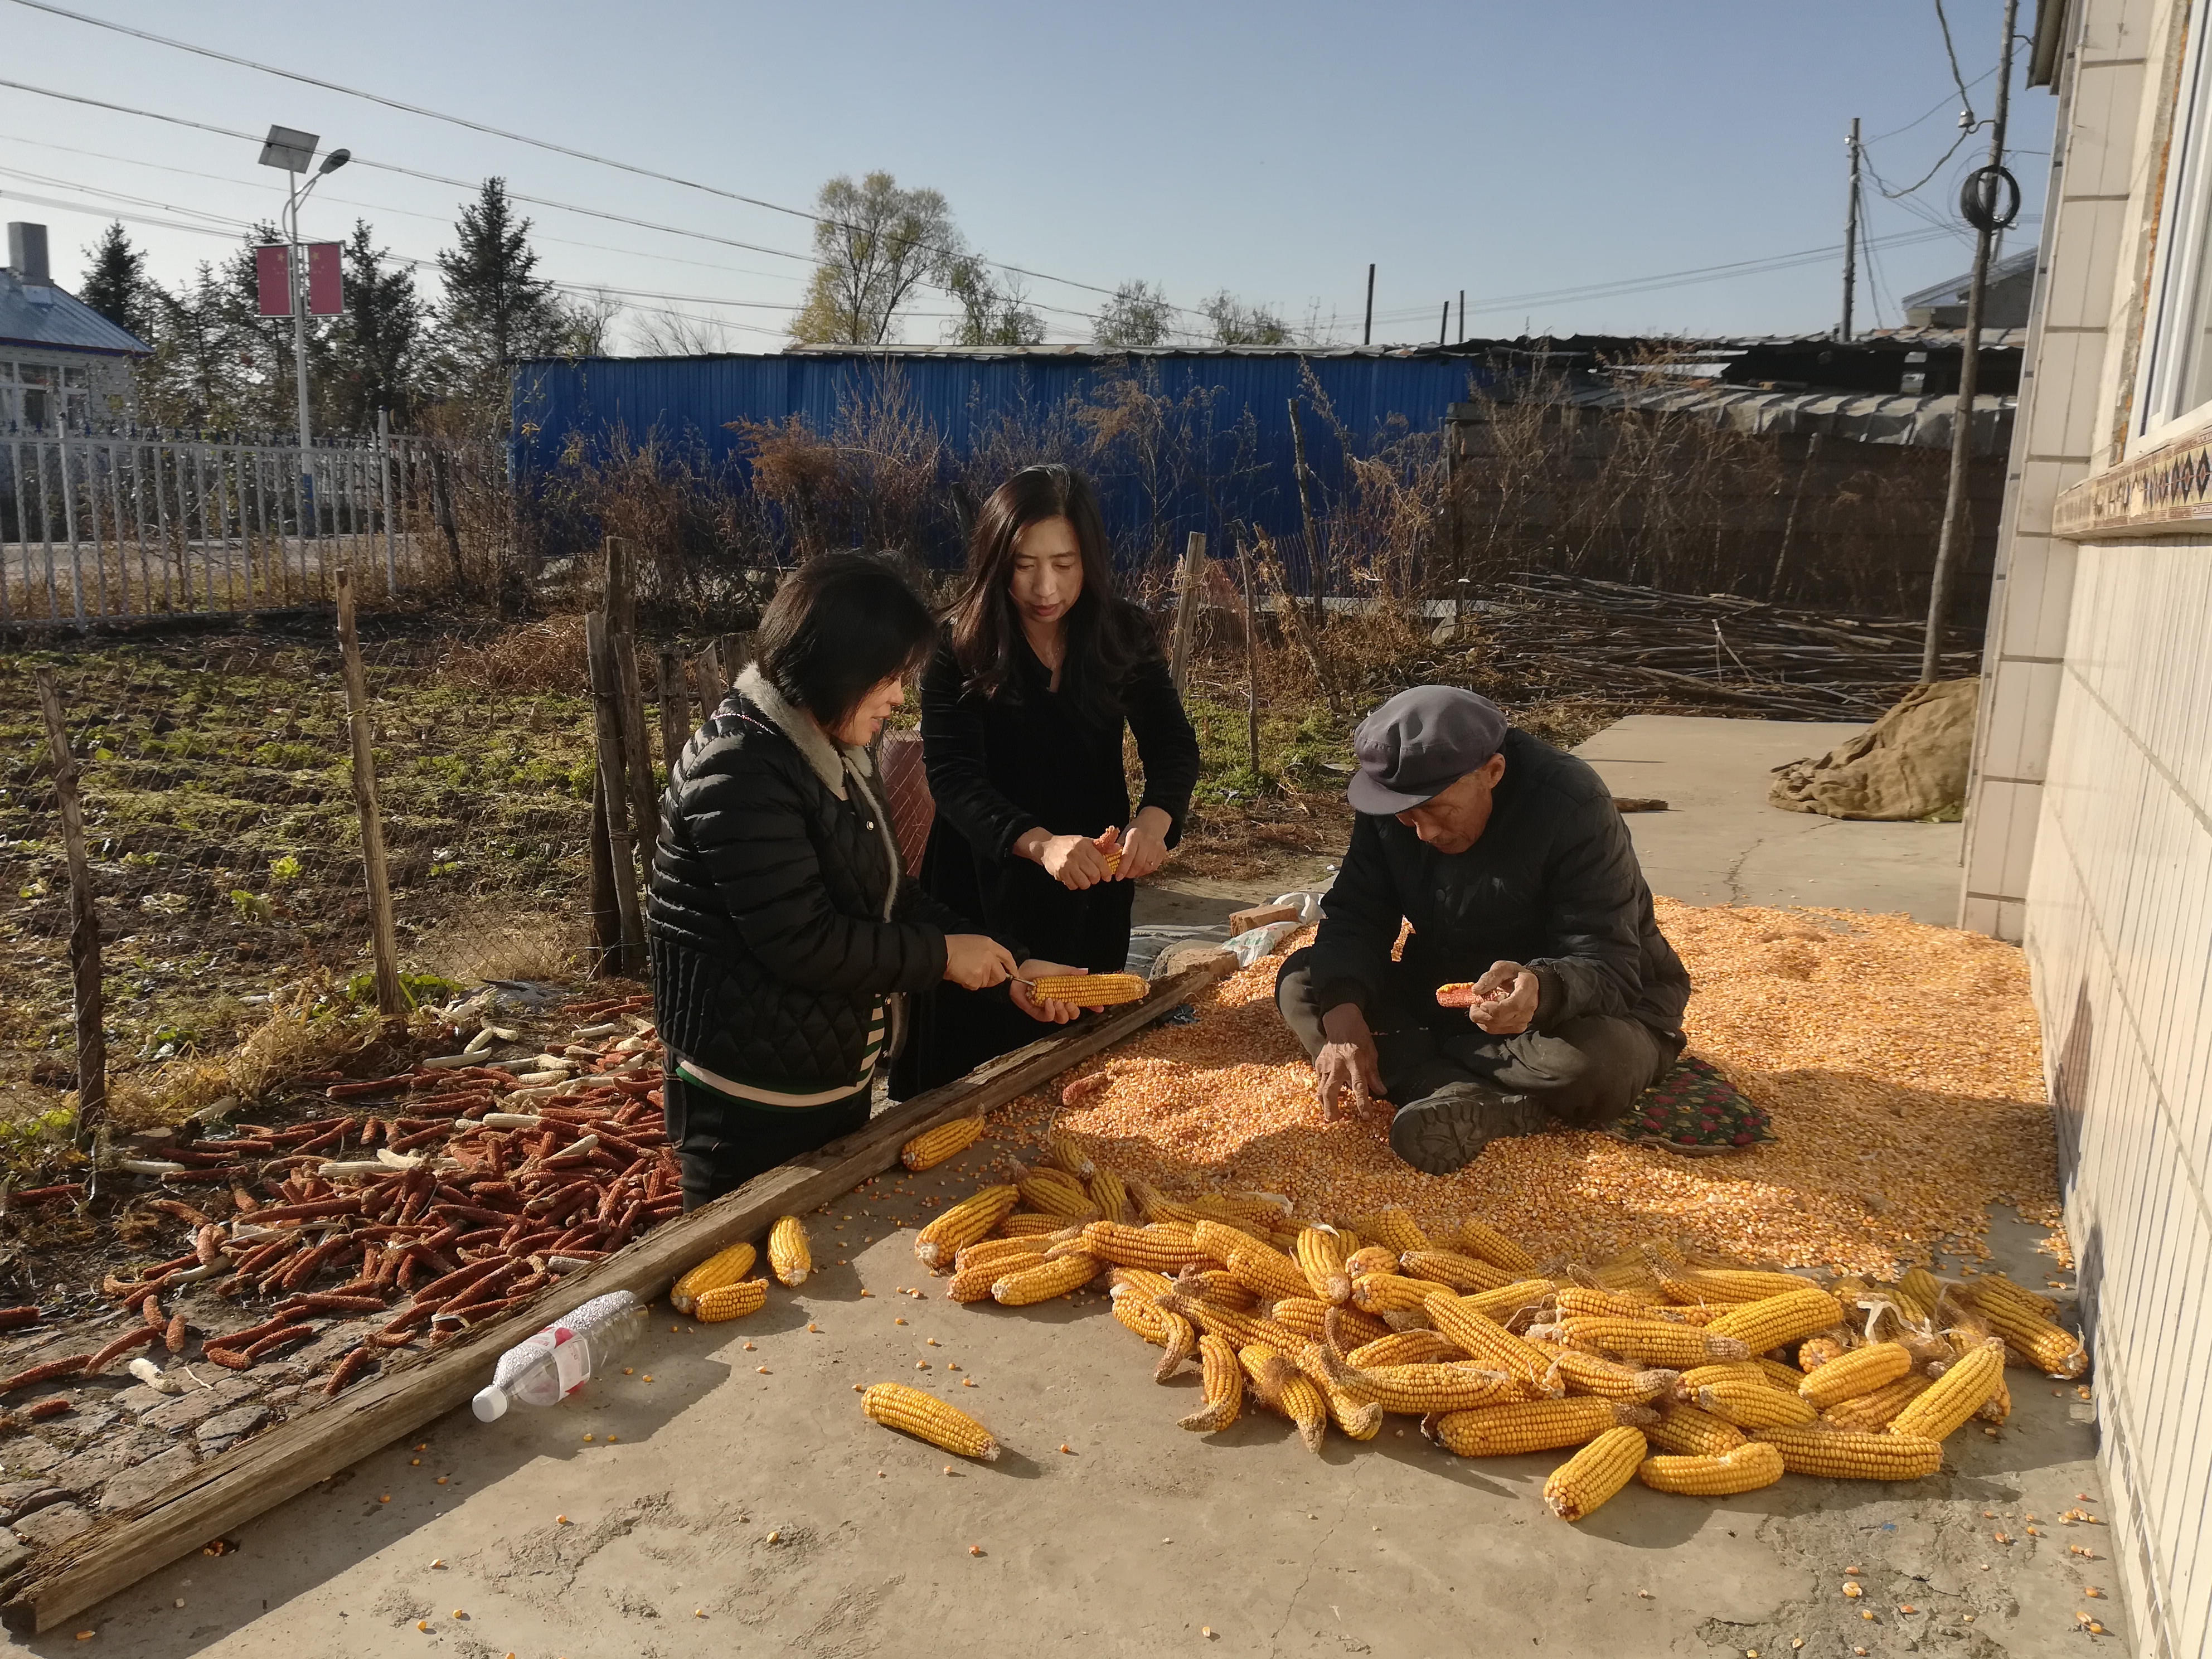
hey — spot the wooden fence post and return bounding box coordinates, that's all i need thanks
[692,641,726,715]
[32,671,105,1137]
[1254,529,1342,719]
[334,570,406,1019]
[586,776,620,976]
[613,633,660,868]
[1287,396,1329,631]
[656,647,689,773]
[1235,541,1260,777]
[586,611,647,978]
[1168,532,1206,693]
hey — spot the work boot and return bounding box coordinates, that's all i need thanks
[1388,1082,1550,1175]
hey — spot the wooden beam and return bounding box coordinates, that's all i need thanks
[1168,532,1206,694]
[0,954,1234,1635]
[585,612,646,978]
[32,671,104,1134]
[335,571,405,1018]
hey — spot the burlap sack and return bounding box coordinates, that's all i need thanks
[1767,678,1981,821]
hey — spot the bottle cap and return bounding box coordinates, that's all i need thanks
[471,1385,508,1422]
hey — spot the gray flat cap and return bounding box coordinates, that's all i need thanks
[1347,685,1508,813]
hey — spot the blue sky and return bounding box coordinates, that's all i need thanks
[1,0,2053,348]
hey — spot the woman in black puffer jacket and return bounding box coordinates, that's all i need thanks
[648,554,1080,1209]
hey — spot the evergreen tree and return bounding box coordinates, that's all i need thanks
[138,264,243,431]
[330,220,425,432]
[435,178,561,406]
[78,222,153,338]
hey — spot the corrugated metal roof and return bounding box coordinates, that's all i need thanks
[1549,381,2016,453]
[0,270,151,357]
[1899,249,2039,314]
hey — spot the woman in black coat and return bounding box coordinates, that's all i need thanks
[892,466,1202,1097]
[648,552,1076,1209]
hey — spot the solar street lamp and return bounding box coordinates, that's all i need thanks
[258,126,350,533]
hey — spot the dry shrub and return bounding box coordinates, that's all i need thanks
[103,1059,231,1131]
[414,901,586,987]
[434,615,591,695]
[226,986,383,1104]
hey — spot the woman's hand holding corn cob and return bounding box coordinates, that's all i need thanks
[1114,807,1174,881]
[1012,961,1092,1023]
[943,933,1018,991]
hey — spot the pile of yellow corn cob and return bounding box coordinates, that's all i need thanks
[891,1136,2090,1519]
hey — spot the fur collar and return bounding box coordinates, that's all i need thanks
[735,663,874,801]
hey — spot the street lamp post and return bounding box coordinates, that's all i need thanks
[257,125,348,535]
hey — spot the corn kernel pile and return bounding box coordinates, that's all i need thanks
[1022,901,2059,1275]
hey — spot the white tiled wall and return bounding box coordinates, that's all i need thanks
[2027,537,2212,1659]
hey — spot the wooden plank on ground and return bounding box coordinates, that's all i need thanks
[0,953,1235,1634]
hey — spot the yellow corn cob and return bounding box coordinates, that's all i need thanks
[1536,1345,1676,1404]
[1321,1303,1395,1355]
[1636,1440,1784,1496]
[1345,1244,1401,1280]
[1554,1317,1751,1370]
[1972,1270,2059,1322]
[1240,1342,1328,1453]
[1080,1220,1211,1273]
[1158,1291,1298,1354]
[1348,1206,1430,1254]
[1588,1255,1666,1298]
[1429,1398,1651,1457]
[862,1381,1000,1461]
[1269,1297,1336,1346]
[1655,1266,1818,1306]
[1755,1425,1944,1481]
[1400,1249,1512,1295]
[1889,1341,2005,1439]
[1448,1217,1539,1276]
[1892,1265,1944,1323]
[1190,1217,1266,1260]
[1112,1289,1172,1343]
[1754,1356,1808,1391]
[1704,1288,1846,1354]
[1462,1279,1558,1327]
[1544,1426,1647,1521]
[992,1253,1102,1306]
[1327,1361,1522,1415]
[1174,1269,1258,1310]
[1109,1266,1176,1301]
[1696,1376,1819,1430]
[1821,1374,1931,1432]
[766,1215,811,1287]
[1030,972,1148,1006]
[1039,1130,1095,1180]
[1124,1175,1173,1222]
[1425,1293,1558,1389]
[1948,1331,2013,1423]
[913,1184,1018,1269]
[1797,1341,1912,1408]
[953,1236,1046,1275]
[671,1242,757,1315]
[1348,1329,1463,1369]
[996,1212,1069,1237]
[1084,1170,1131,1224]
[695,1277,769,1321]
[1152,1311,1199,1382]
[945,1263,1003,1302]
[1321,1377,1384,1441]
[899,1114,984,1172]
[1013,1167,1095,1218]
[1294,1224,1356,1304]
[1797,1334,1850,1371]
[1675,1361,1765,1398]
[1352,1272,1441,1315]
[1642,1238,1689,1268]
[1556,1284,1676,1322]
[1178,1333,1244,1432]
[1226,1245,1312,1305]
[1644,1402,1747,1457]
[1967,1294,2089,1377]
[1670,1303,1728,1326]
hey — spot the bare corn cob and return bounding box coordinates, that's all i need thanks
[1240,1342,1328,1453]
[1348,1330,1464,1369]
[1226,1244,1312,1305]
[1645,1402,1747,1457]
[1552,1317,1750,1369]
[1964,1292,2089,1377]
[862,1381,999,1461]
[1821,1373,1931,1432]
[1014,1166,1097,1218]
[1696,1376,1819,1430]
[1178,1333,1244,1432]
[1030,972,1148,1006]
[1756,1424,1943,1480]
[1345,1244,1401,1280]
[1321,1303,1395,1354]
[1797,1341,1912,1408]
[671,1242,756,1315]
[1889,1341,2005,1439]
[914,1185,1018,1269]
[992,1253,1102,1307]
[1080,1220,1211,1273]
[1400,1249,1511,1295]
[1323,1360,1521,1415]
[1429,1398,1652,1457]
[1352,1272,1442,1315]
[1425,1293,1559,1390]
[1348,1206,1431,1254]
[900,1115,984,1173]
[1040,1130,1095,1180]
[1797,1334,1850,1371]
[695,1278,769,1322]
[767,1215,811,1287]
[1636,1440,1784,1495]
[1557,1284,1676,1321]
[1461,1279,1559,1328]
[1448,1217,1538,1276]
[1544,1426,1647,1521]
[1296,1224,1357,1304]
[953,1236,1047,1275]
[1535,1345,1677,1404]
[1704,1288,1846,1354]
[1084,1170,1131,1225]
[1655,1266,1817,1306]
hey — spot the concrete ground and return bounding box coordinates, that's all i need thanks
[26,716,2117,1658]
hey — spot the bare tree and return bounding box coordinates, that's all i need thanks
[943,255,1044,346]
[1093,279,1176,348]
[632,307,739,356]
[790,171,959,346]
[1199,290,1292,345]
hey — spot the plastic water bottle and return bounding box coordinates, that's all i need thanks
[472,1290,647,1421]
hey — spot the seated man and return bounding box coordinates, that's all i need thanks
[1277,685,1690,1174]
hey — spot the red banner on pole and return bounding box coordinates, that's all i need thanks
[307,242,343,316]
[255,244,291,317]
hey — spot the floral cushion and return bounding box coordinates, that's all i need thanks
[1611,1054,1774,1156]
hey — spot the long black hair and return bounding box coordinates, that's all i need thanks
[943,464,1153,711]
[755,551,935,727]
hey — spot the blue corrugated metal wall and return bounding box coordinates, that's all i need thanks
[511,350,1487,585]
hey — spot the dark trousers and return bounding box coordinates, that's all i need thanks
[1274,946,1678,1128]
[664,1070,872,1211]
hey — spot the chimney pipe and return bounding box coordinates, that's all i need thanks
[7,222,51,286]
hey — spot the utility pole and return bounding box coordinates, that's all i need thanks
[1458,289,1465,343]
[1840,117,1862,342]
[1922,0,2019,682]
[1364,263,1376,345]
[1439,301,1449,346]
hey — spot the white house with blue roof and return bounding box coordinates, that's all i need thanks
[2,221,151,431]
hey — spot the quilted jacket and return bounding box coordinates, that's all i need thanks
[647,665,1008,1094]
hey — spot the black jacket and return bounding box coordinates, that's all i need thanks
[1303,727,1690,1039]
[647,665,1006,1095]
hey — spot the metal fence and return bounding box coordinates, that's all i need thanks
[0,423,502,627]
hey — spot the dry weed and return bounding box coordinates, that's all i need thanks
[434,615,591,695]
[415,901,586,986]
